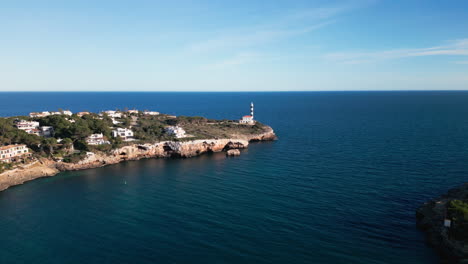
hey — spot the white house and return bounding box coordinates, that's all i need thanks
[239,115,254,125]
[15,120,41,135]
[77,112,90,117]
[143,111,159,116]
[29,111,51,118]
[62,110,73,116]
[40,126,54,137]
[102,110,122,118]
[112,128,134,141]
[15,120,40,131]
[86,133,110,145]
[127,110,139,114]
[165,126,186,138]
[0,144,30,163]
[111,118,121,125]
[15,120,54,137]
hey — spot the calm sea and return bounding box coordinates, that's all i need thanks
[1,91,468,264]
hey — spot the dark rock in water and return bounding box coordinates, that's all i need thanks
[416,183,468,263]
[226,149,241,156]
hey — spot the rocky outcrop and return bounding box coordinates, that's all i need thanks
[0,129,277,192]
[416,184,468,263]
[226,149,241,156]
[0,160,59,192]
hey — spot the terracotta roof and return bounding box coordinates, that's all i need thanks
[0,144,26,150]
[243,115,253,118]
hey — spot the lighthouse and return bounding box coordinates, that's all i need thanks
[250,102,254,119]
[239,102,255,125]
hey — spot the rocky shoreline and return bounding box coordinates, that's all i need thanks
[0,128,276,192]
[416,183,468,263]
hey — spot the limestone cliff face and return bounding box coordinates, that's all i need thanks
[0,160,59,192]
[0,128,277,192]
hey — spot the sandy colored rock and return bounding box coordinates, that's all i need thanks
[0,128,277,192]
[226,149,241,156]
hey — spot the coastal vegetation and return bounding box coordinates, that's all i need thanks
[448,200,468,241]
[416,184,468,263]
[0,110,270,167]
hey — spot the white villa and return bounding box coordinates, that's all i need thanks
[86,133,110,145]
[29,110,72,117]
[15,120,41,136]
[0,144,30,163]
[15,120,54,137]
[165,126,186,138]
[77,112,90,117]
[29,111,51,118]
[15,120,40,131]
[102,110,122,118]
[127,110,139,114]
[112,128,134,141]
[110,118,121,125]
[143,111,159,116]
[40,126,54,137]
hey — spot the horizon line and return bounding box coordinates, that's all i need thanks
[1,90,468,93]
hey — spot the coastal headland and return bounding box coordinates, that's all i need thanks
[416,184,468,263]
[0,109,276,192]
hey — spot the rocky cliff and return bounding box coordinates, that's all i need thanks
[416,183,468,263]
[0,128,277,192]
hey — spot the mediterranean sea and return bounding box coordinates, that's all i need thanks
[1,91,468,263]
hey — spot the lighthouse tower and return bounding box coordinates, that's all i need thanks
[250,102,254,119]
[239,102,255,125]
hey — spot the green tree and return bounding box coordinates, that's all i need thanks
[42,137,57,155]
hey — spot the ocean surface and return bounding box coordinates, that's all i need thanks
[1,91,468,264]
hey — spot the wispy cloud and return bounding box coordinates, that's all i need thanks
[187,1,370,53]
[199,52,284,70]
[190,1,373,69]
[201,52,261,69]
[325,39,468,64]
[188,21,332,53]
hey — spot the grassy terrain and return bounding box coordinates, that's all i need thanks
[448,199,468,241]
[0,112,270,165]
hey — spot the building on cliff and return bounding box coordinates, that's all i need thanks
[29,110,72,117]
[29,111,51,118]
[86,133,110,145]
[0,144,30,163]
[40,126,54,137]
[112,128,134,141]
[239,102,255,125]
[101,110,122,118]
[77,112,90,117]
[165,126,186,138]
[15,120,54,137]
[143,110,159,116]
[15,120,40,131]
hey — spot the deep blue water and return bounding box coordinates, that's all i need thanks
[1,91,468,263]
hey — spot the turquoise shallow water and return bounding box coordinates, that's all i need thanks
[1,91,468,263]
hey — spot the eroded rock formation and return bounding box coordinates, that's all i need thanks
[0,128,277,192]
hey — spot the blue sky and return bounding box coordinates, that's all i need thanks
[1,0,467,91]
